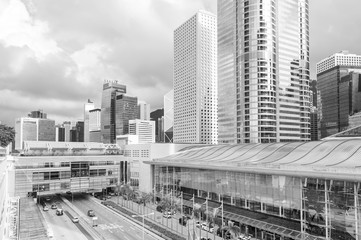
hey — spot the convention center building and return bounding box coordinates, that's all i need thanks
[149,139,361,240]
[12,141,127,198]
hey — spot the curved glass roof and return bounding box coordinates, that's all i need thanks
[151,139,361,179]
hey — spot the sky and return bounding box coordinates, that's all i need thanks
[0,0,360,126]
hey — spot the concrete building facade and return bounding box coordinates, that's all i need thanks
[173,10,218,144]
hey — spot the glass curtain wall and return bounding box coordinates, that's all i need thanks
[155,166,361,240]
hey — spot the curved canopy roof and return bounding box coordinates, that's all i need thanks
[150,139,361,180]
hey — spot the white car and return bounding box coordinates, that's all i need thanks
[163,211,173,218]
[72,216,79,223]
[201,223,214,233]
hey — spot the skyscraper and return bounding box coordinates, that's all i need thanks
[164,90,174,143]
[137,101,150,121]
[317,51,361,138]
[173,10,218,144]
[100,80,126,143]
[83,99,95,142]
[115,94,138,136]
[218,0,310,143]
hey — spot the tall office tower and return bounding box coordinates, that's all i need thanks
[55,124,65,142]
[137,101,150,121]
[317,51,361,138]
[218,0,310,143]
[164,90,174,143]
[28,110,47,119]
[150,109,164,142]
[173,10,218,144]
[309,80,318,141]
[63,121,71,142]
[89,108,101,142]
[115,95,138,136]
[101,80,127,143]
[70,121,84,142]
[128,119,156,143]
[15,117,56,150]
[83,99,95,142]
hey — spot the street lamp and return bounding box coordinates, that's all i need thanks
[131,212,154,240]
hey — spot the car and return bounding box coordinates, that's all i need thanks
[72,217,79,223]
[45,197,51,201]
[195,221,201,228]
[107,195,112,199]
[87,210,95,217]
[163,211,173,218]
[201,223,214,233]
[43,205,49,211]
[56,209,63,216]
[51,204,57,209]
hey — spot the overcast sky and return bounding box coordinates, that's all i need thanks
[0,0,361,126]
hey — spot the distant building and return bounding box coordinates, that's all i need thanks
[128,119,155,144]
[84,99,95,142]
[55,124,65,142]
[28,110,47,119]
[164,90,173,143]
[63,121,71,142]
[70,121,84,142]
[15,117,56,150]
[137,101,150,121]
[101,80,127,143]
[317,51,361,138]
[173,10,217,144]
[115,95,138,136]
[89,108,101,142]
[150,109,164,142]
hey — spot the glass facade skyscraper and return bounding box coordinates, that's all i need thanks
[317,51,361,138]
[100,80,126,143]
[218,0,310,143]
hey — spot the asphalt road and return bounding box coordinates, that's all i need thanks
[66,194,164,240]
[41,198,89,240]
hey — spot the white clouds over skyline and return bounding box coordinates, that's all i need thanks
[0,0,360,126]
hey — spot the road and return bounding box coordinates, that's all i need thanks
[66,194,164,240]
[41,198,89,240]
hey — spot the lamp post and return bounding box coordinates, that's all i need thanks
[132,212,154,240]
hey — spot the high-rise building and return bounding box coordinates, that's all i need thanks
[164,90,174,143]
[115,95,138,136]
[55,124,65,142]
[15,117,56,150]
[84,99,95,142]
[70,121,84,142]
[137,101,150,121]
[89,108,101,142]
[63,121,71,142]
[173,10,218,144]
[128,119,155,144]
[317,51,361,138]
[150,109,164,142]
[218,0,310,143]
[100,80,127,143]
[28,110,47,119]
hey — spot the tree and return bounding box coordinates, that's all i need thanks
[0,124,15,147]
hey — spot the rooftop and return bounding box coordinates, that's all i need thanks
[150,139,361,181]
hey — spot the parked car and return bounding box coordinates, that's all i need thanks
[51,204,57,209]
[43,205,49,211]
[163,211,173,218]
[87,210,95,217]
[201,223,214,233]
[72,217,79,223]
[56,209,63,216]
